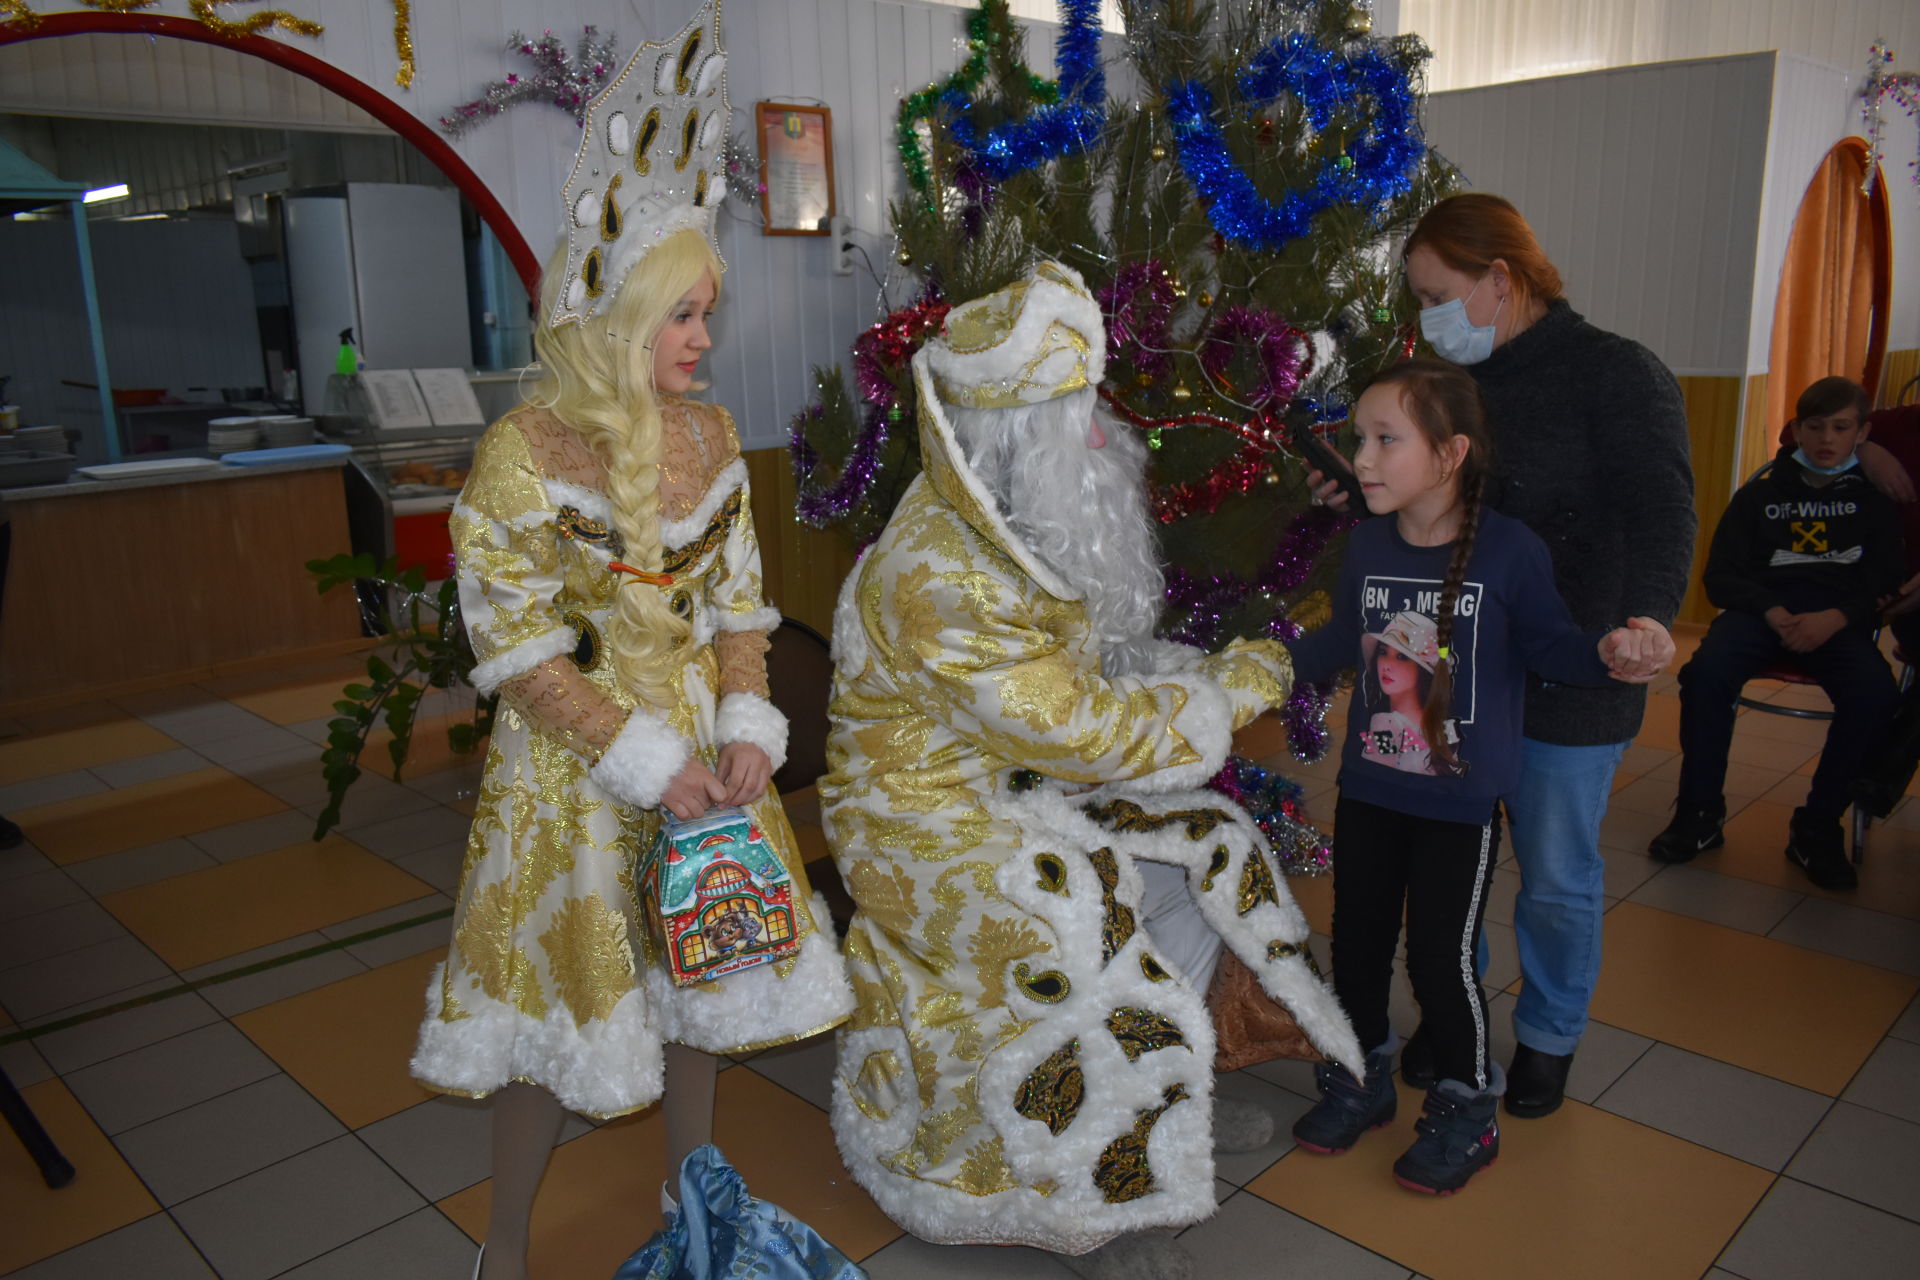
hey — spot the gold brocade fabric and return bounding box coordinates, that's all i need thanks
[414,404,847,1119]
[820,392,1300,1249]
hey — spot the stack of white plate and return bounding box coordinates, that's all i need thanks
[257,415,316,448]
[206,416,262,455]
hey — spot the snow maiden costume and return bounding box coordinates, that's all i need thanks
[412,0,851,1120]
[821,263,1359,1254]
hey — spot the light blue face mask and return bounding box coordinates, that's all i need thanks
[1418,275,1504,366]
[1792,447,1858,477]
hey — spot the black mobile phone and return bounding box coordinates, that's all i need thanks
[1288,421,1367,511]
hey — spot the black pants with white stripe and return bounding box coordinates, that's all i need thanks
[1330,793,1501,1092]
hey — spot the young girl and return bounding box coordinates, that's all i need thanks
[1284,358,1670,1194]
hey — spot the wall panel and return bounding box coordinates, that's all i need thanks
[1675,374,1746,625]
[1424,53,1774,376]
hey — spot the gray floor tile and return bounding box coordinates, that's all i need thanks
[63,1021,280,1134]
[859,1234,1074,1279]
[19,975,183,1028]
[116,686,222,717]
[0,1035,53,1086]
[1891,992,1920,1044]
[1785,1102,1920,1223]
[1594,1042,1831,1170]
[0,767,107,812]
[0,898,128,969]
[194,724,320,768]
[339,805,474,859]
[1482,991,1654,1105]
[226,741,325,783]
[0,840,54,882]
[1179,1189,1411,1278]
[404,764,484,807]
[286,715,333,745]
[199,947,370,1016]
[1628,864,1803,935]
[1768,898,1920,978]
[275,1207,480,1280]
[6,1212,217,1280]
[179,931,333,984]
[744,1031,838,1111]
[65,837,217,895]
[346,916,455,969]
[1598,804,1671,855]
[187,809,322,863]
[0,866,86,922]
[139,703,278,747]
[1212,1069,1313,1186]
[88,747,212,789]
[1719,1177,1920,1280]
[0,933,173,1022]
[171,1135,424,1280]
[319,893,452,945]
[358,1094,591,1201]
[1244,1052,1319,1101]
[246,758,335,807]
[395,840,468,893]
[300,773,437,829]
[1844,1038,1920,1126]
[112,1073,347,1205]
[1598,846,1664,899]
[31,991,224,1073]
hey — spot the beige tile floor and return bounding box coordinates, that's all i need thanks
[2,637,1918,1279]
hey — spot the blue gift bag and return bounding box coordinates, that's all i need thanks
[612,1145,868,1280]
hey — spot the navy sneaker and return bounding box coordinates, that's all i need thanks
[1392,1081,1499,1195]
[1292,1047,1396,1155]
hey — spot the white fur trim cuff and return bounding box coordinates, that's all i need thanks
[467,625,577,696]
[1128,672,1232,793]
[715,605,782,634]
[715,692,788,774]
[589,707,693,808]
[662,458,747,548]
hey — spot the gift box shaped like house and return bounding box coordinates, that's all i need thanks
[640,807,800,986]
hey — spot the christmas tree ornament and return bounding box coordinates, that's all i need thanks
[543,3,727,326]
[1171,381,1193,401]
[1198,291,1214,307]
[1859,41,1919,196]
[1150,144,1168,160]
[1098,260,1178,380]
[1371,304,1393,322]
[897,247,913,265]
[441,25,623,138]
[1345,3,1373,36]
[1199,306,1312,412]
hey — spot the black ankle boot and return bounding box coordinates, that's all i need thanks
[1400,1024,1435,1089]
[1504,1044,1573,1118]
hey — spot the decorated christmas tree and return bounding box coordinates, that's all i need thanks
[790,0,1456,866]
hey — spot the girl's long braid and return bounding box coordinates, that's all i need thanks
[1422,468,1483,775]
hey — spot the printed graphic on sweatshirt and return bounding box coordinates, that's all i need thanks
[1356,576,1483,778]
[1762,499,1867,567]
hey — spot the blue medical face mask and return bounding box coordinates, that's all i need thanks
[1792,447,1858,477]
[1418,275,1504,366]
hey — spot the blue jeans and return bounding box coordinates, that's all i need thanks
[1479,737,1627,1057]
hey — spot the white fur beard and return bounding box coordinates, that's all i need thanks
[948,391,1166,676]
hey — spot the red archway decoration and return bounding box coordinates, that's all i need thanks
[0,11,539,294]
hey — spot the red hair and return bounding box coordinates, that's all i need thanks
[1405,193,1565,311]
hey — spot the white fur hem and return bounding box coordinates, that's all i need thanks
[540,477,612,524]
[589,707,692,808]
[715,692,789,774]
[411,963,666,1117]
[467,625,577,696]
[715,605,782,634]
[1008,787,1362,1077]
[644,901,853,1051]
[662,458,747,548]
[1124,672,1232,793]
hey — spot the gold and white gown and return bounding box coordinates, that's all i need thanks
[821,363,1360,1252]
[412,400,852,1118]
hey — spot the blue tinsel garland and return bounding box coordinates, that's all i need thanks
[946,0,1106,182]
[1166,32,1424,252]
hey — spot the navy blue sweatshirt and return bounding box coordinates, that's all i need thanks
[1287,510,1615,824]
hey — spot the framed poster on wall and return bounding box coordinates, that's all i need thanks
[756,102,835,235]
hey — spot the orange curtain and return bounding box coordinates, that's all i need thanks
[1763,139,1893,457]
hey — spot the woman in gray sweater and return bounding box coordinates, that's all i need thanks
[1320,193,1696,1117]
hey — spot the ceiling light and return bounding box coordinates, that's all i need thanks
[83,183,130,203]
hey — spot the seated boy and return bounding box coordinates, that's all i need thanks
[1650,377,1902,889]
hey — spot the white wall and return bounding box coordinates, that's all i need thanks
[1424,53,1776,376]
[0,0,1090,447]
